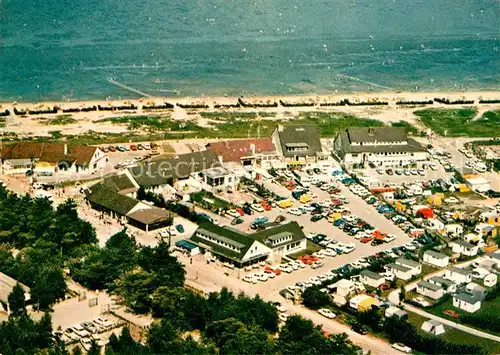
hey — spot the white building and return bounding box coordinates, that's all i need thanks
[453,293,481,313]
[197,167,238,193]
[445,267,472,284]
[450,240,479,257]
[328,279,354,297]
[395,258,421,276]
[465,176,491,193]
[423,250,450,268]
[416,281,445,300]
[428,276,457,293]
[359,270,386,288]
[386,263,413,281]
[333,127,427,168]
[189,220,306,268]
[272,125,328,167]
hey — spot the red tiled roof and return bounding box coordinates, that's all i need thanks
[206,139,276,163]
[1,142,65,163]
[69,146,98,166]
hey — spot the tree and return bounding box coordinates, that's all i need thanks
[30,264,67,310]
[87,340,101,355]
[399,285,406,304]
[72,346,83,355]
[302,286,332,310]
[8,283,27,317]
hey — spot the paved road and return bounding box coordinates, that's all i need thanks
[404,303,500,343]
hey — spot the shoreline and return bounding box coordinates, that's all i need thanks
[1,90,499,112]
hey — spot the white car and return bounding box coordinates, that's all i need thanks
[384,234,396,243]
[227,209,241,218]
[71,325,90,338]
[392,343,412,353]
[417,169,425,176]
[276,305,287,313]
[93,317,114,329]
[342,244,355,253]
[311,261,323,269]
[251,204,265,212]
[64,328,81,341]
[80,338,93,351]
[287,208,302,216]
[404,243,416,251]
[243,275,257,283]
[318,308,336,319]
[278,313,289,323]
[428,163,438,171]
[158,229,169,239]
[169,226,178,236]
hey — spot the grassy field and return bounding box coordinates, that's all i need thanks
[39,115,77,125]
[288,241,322,259]
[407,311,500,354]
[295,112,384,136]
[200,111,276,120]
[415,109,500,137]
[427,297,500,336]
[390,120,421,135]
[96,115,205,132]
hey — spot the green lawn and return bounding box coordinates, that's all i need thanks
[96,115,205,132]
[407,311,500,354]
[200,111,276,120]
[415,109,500,137]
[390,120,421,135]
[39,115,77,125]
[288,241,322,259]
[296,112,384,136]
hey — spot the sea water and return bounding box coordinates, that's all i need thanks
[0,0,498,102]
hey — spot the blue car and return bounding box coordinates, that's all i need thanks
[175,224,184,233]
[333,218,345,227]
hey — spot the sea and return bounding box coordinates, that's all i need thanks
[0,0,499,102]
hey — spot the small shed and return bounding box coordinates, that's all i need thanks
[385,306,408,320]
[176,239,201,256]
[421,320,445,336]
[484,273,498,287]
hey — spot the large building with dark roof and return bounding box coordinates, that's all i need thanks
[128,150,221,191]
[333,127,427,168]
[272,125,328,166]
[189,220,306,267]
[85,171,172,232]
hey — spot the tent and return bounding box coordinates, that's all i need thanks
[421,320,445,335]
[414,205,434,219]
[427,193,444,206]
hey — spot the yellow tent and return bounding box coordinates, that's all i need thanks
[427,193,444,206]
[358,296,379,312]
[459,184,471,193]
[328,212,342,223]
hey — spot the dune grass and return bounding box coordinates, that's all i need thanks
[415,109,500,137]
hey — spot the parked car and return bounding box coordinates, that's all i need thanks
[175,224,184,233]
[231,217,243,225]
[392,343,412,353]
[443,309,460,319]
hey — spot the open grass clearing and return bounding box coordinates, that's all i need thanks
[415,109,500,137]
[407,311,500,354]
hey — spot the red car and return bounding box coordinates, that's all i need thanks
[360,237,373,243]
[236,208,245,216]
[260,201,272,211]
[443,310,460,319]
[378,283,391,291]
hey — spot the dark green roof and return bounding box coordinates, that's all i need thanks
[190,220,305,262]
[335,130,425,156]
[128,150,220,188]
[275,125,322,157]
[86,181,139,215]
[107,174,137,191]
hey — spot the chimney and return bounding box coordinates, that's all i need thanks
[278,125,284,132]
[250,143,256,155]
[368,128,375,136]
[64,144,68,155]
